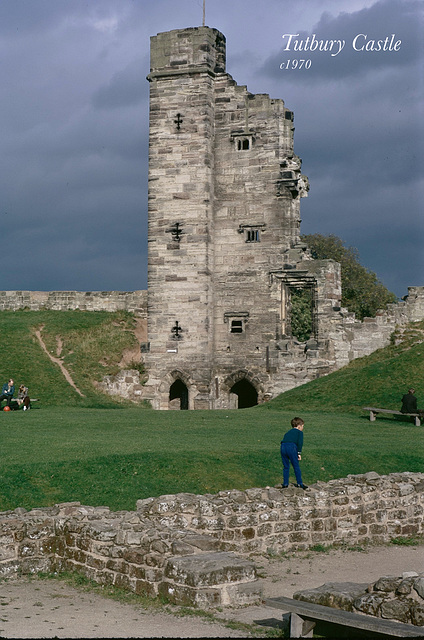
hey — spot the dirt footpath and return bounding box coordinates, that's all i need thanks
[0,580,248,639]
[0,544,422,638]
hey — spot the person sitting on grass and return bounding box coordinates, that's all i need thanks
[0,379,15,409]
[280,416,308,490]
[17,385,30,411]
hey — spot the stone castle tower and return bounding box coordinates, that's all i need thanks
[140,25,424,410]
[142,25,340,410]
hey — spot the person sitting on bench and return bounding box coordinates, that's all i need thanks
[401,388,418,413]
[0,379,15,409]
[17,385,30,410]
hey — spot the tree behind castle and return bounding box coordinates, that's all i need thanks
[302,234,397,319]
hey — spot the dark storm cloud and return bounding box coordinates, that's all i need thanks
[92,58,149,110]
[0,0,421,296]
[0,0,151,291]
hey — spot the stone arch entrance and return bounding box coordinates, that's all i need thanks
[230,378,258,408]
[223,371,262,409]
[169,379,189,410]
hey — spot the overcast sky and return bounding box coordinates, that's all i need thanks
[1,0,422,297]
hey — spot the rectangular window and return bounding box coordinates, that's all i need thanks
[230,320,243,333]
[236,137,251,151]
[246,229,260,243]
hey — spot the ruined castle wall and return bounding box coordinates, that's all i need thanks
[328,286,424,369]
[268,285,424,394]
[0,285,422,406]
[0,473,422,608]
[98,370,146,403]
[0,290,147,316]
[211,80,306,402]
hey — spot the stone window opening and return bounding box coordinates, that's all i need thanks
[238,224,265,243]
[237,138,250,151]
[280,281,317,342]
[224,311,249,334]
[290,287,315,342]
[246,228,260,243]
[231,132,254,151]
[230,320,243,333]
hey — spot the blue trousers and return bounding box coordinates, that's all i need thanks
[280,442,303,486]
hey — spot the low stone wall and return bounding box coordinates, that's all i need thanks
[136,472,424,554]
[0,290,147,317]
[0,473,422,608]
[0,503,260,608]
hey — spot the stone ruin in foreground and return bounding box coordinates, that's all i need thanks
[0,472,422,610]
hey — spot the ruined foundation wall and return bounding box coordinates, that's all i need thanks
[329,285,424,369]
[0,473,422,607]
[137,472,424,554]
[0,290,147,316]
[98,369,146,403]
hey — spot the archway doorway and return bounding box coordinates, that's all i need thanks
[230,379,258,409]
[169,379,189,410]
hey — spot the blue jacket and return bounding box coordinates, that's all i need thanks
[2,383,14,397]
[281,427,303,453]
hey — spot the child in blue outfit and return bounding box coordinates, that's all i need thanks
[280,417,308,490]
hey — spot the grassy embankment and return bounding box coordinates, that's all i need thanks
[0,311,422,512]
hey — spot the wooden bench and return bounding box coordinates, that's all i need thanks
[1,398,39,410]
[265,595,424,638]
[363,407,422,426]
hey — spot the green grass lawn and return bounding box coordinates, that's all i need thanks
[0,310,422,514]
[0,406,421,512]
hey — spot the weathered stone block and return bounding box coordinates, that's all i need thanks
[294,582,370,612]
[411,603,424,626]
[18,542,38,558]
[158,580,222,607]
[374,576,402,592]
[164,552,256,587]
[182,534,219,552]
[223,580,263,606]
[105,558,128,574]
[113,573,132,590]
[414,576,424,599]
[380,598,411,623]
[0,545,18,562]
[354,593,386,616]
[135,578,157,598]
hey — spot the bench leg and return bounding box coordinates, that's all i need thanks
[414,416,421,426]
[369,411,376,422]
[290,612,315,638]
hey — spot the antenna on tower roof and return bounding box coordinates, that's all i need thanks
[202,0,206,26]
